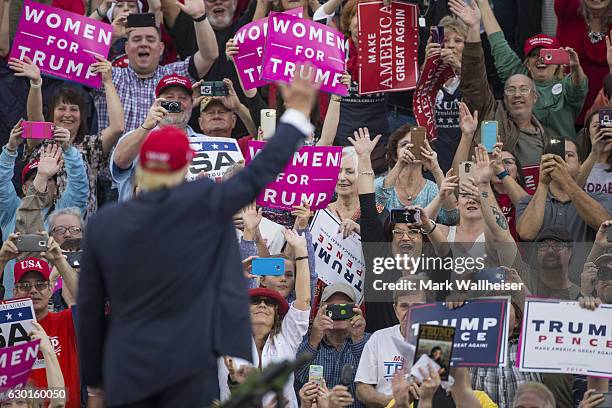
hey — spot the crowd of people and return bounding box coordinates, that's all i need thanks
[0,0,611,407]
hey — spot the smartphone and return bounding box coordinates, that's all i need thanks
[62,251,82,268]
[261,109,277,140]
[481,121,498,153]
[340,364,354,386]
[390,208,421,224]
[600,109,612,129]
[160,101,182,113]
[459,161,473,181]
[325,303,356,320]
[22,121,54,139]
[474,267,506,283]
[410,127,426,160]
[539,48,570,65]
[201,81,228,97]
[607,227,612,242]
[598,392,612,408]
[431,26,444,44]
[251,257,285,276]
[15,234,48,252]
[308,365,324,386]
[544,137,565,158]
[127,13,156,28]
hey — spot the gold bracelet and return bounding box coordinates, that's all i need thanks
[359,170,374,176]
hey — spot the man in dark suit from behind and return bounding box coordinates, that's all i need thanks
[77,71,319,408]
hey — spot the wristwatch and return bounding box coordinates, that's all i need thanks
[193,12,207,22]
[496,169,510,180]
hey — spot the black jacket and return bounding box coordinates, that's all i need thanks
[77,119,307,406]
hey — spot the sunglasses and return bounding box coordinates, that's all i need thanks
[250,296,277,307]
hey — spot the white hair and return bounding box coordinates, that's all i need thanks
[342,146,358,171]
[47,207,84,231]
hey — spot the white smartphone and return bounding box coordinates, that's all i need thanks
[261,109,276,140]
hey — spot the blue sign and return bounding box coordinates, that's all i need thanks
[405,297,510,367]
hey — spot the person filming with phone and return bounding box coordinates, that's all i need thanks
[294,283,370,408]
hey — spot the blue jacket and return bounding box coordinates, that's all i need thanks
[0,145,89,296]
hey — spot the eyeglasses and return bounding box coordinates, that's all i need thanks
[504,87,532,96]
[15,281,49,292]
[502,158,516,166]
[251,297,276,307]
[51,226,82,235]
[392,229,422,239]
[537,242,569,251]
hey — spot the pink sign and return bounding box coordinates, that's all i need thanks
[10,0,112,88]
[233,8,303,90]
[245,141,342,210]
[261,12,349,96]
[413,55,454,141]
[0,340,41,402]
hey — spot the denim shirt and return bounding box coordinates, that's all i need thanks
[0,145,89,296]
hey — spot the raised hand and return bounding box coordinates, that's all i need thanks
[282,228,307,252]
[0,233,20,263]
[28,322,54,355]
[338,219,360,238]
[142,98,168,131]
[539,154,556,186]
[53,126,72,150]
[458,102,478,136]
[580,262,598,297]
[309,304,334,347]
[40,235,64,265]
[8,56,42,84]
[90,55,113,83]
[37,143,64,178]
[226,38,239,63]
[472,144,495,185]
[242,202,263,232]
[439,168,459,199]
[8,119,25,151]
[420,138,441,173]
[291,200,312,230]
[579,389,606,408]
[176,0,206,18]
[448,0,481,28]
[347,127,382,157]
[220,78,240,112]
[594,220,612,249]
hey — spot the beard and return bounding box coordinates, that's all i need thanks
[207,10,233,29]
[160,111,191,128]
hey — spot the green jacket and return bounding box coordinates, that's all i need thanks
[488,31,588,139]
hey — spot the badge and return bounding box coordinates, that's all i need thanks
[552,83,563,95]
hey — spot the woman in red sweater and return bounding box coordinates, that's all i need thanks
[555,0,612,125]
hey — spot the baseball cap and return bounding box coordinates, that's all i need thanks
[249,287,289,317]
[524,34,559,58]
[321,282,357,303]
[155,74,193,98]
[139,126,194,173]
[14,257,51,283]
[535,225,572,243]
[595,253,612,268]
[21,160,39,184]
[200,96,228,112]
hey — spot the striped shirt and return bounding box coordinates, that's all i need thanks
[93,58,194,133]
[294,333,371,408]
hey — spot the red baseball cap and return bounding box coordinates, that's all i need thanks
[524,34,559,57]
[249,288,289,317]
[155,74,193,97]
[14,257,51,283]
[21,160,39,184]
[139,126,194,173]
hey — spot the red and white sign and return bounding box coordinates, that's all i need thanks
[413,55,455,141]
[356,1,419,95]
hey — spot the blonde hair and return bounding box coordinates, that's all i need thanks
[135,164,188,192]
[513,383,556,408]
[438,15,468,40]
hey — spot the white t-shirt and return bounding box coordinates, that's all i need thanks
[354,324,415,396]
[218,304,310,407]
[584,163,612,196]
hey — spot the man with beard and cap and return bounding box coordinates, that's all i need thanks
[112,74,202,201]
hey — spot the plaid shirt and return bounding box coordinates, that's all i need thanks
[470,339,542,408]
[294,332,371,408]
[93,58,194,133]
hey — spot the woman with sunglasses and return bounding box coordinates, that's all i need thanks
[349,130,450,332]
[219,229,311,407]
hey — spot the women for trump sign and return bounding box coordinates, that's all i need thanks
[245,141,342,210]
[10,0,112,88]
[518,298,612,376]
[261,12,349,95]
